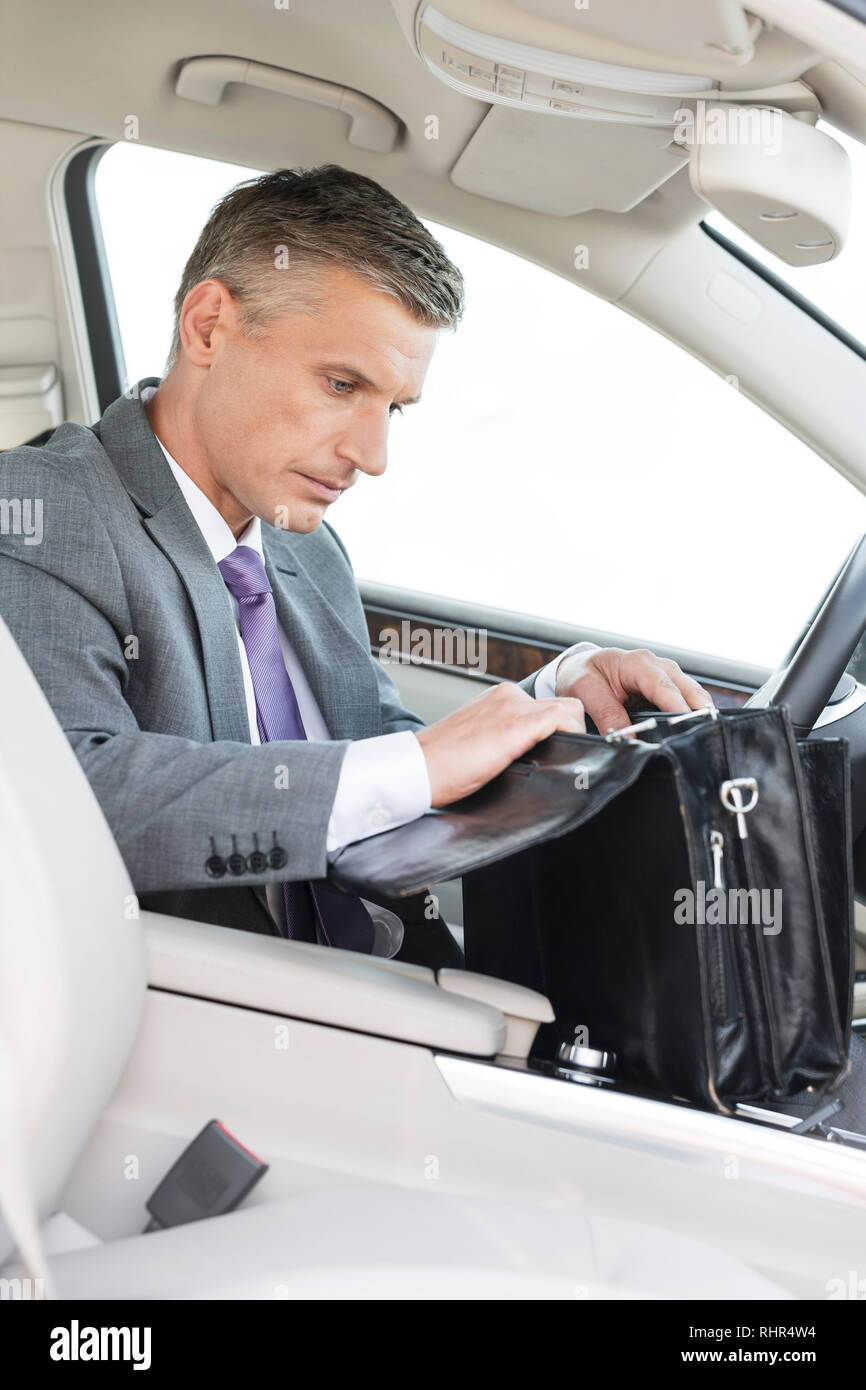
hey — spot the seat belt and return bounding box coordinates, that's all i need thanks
[0,1038,55,1299]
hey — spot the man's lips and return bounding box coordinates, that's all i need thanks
[298,473,346,502]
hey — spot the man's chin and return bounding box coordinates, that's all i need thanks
[268,499,327,534]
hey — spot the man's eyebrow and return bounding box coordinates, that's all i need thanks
[321,362,421,407]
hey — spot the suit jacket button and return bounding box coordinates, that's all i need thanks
[247,849,267,873]
[268,845,288,870]
[205,855,226,878]
[227,851,246,876]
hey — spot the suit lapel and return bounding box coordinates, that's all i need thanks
[95,381,252,746]
[263,530,381,741]
[143,498,252,746]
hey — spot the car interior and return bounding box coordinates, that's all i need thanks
[4,0,866,1299]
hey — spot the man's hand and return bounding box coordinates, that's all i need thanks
[414,648,713,809]
[416,682,585,808]
[555,646,714,733]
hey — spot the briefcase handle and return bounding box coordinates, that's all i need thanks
[604,703,719,743]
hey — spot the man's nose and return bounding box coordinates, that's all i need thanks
[336,409,390,478]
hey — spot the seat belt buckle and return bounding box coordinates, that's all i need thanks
[143,1119,268,1232]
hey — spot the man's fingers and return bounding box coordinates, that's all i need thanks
[656,658,716,710]
[621,651,691,714]
[563,669,629,734]
[533,695,586,735]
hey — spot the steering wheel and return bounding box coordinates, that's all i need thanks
[745,533,866,733]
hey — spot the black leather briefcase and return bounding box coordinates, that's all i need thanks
[329,705,854,1114]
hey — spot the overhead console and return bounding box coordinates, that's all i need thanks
[510,0,761,66]
[390,0,855,265]
[416,3,720,125]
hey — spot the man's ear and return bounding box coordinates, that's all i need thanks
[178,278,236,367]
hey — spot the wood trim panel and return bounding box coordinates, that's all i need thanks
[364,604,754,708]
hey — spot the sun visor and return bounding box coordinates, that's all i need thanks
[451,104,689,215]
[686,105,852,265]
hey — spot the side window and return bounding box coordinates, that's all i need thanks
[94,142,866,668]
[338,221,866,668]
[94,143,265,384]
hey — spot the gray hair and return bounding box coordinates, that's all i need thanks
[166,164,465,369]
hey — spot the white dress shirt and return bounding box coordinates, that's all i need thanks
[139,386,594,868]
[532,642,599,698]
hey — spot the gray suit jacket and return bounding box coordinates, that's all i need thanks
[0,379,540,936]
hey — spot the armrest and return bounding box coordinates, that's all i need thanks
[438,970,554,1060]
[141,911,506,1058]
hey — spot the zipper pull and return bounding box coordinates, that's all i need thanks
[709,829,725,889]
[719,777,759,840]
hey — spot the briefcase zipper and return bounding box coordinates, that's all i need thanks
[709,828,741,1022]
[710,828,724,890]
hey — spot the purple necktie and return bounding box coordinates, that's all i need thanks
[217,544,374,953]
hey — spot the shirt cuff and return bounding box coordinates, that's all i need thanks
[533,641,601,699]
[326,730,432,853]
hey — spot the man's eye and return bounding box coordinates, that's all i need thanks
[328,378,355,396]
[389,402,404,416]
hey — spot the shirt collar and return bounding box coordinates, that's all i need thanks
[139,383,262,565]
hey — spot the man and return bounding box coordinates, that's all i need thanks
[0,164,712,967]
